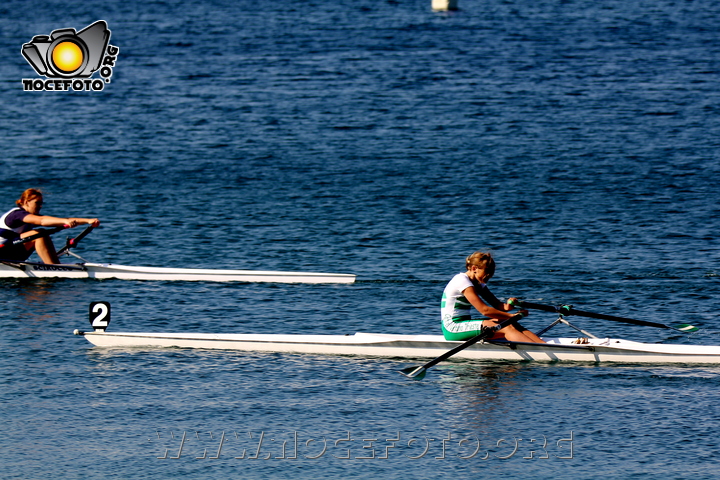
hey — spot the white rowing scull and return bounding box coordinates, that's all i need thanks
[0,225,355,283]
[74,302,720,365]
[0,260,356,283]
[73,330,720,364]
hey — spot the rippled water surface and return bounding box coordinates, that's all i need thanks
[1,0,719,478]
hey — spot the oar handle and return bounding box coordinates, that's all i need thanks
[508,299,562,313]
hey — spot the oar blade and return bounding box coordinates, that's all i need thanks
[399,366,426,380]
[675,324,699,333]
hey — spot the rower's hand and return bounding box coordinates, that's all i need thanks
[89,219,100,227]
[506,297,520,311]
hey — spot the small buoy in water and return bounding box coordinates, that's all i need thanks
[432,0,458,11]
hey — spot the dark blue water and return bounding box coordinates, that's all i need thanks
[2,0,720,478]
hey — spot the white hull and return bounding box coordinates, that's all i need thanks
[0,262,355,283]
[73,330,720,364]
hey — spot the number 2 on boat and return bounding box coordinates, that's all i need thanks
[89,301,111,331]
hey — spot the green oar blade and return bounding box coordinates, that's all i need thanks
[675,324,699,333]
[399,366,426,380]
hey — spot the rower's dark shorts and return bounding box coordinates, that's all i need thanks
[0,243,32,261]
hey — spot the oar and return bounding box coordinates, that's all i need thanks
[57,224,96,256]
[511,300,698,333]
[0,225,70,250]
[399,313,526,380]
